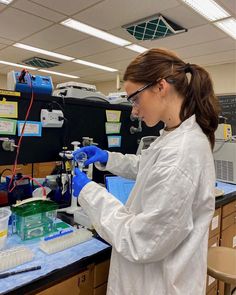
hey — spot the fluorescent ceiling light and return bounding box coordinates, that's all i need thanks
[215,18,236,40]
[0,0,13,4]
[38,69,79,79]
[125,44,148,53]
[0,60,37,70]
[13,43,74,61]
[182,0,230,21]
[73,59,117,72]
[61,18,131,46]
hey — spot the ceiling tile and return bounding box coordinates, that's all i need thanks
[22,24,88,51]
[82,47,137,65]
[185,50,236,66]
[57,37,117,59]
[217,0,236,17]
[69,67,118,77]
[106,59,132,71]
[30,0,103,16]
[0,7,52,41]
[0,4,6,12]
[73,0,180,30]
[139,24,227,49]
[0,43,7,50]
[50,62,86,73]
[176,38,236,59]
[12,0,65,22]
[0,37,14,45]
[0,46,61,64]
[161,4,208,29]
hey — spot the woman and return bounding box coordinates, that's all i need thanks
[73,48,220,295]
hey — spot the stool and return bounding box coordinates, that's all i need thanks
[207,247,236,295]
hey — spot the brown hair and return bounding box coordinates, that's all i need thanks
[123,48,220,149]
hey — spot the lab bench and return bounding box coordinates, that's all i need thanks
[0,182,235,295]
[0,211,111,295]
[207,182,236,295]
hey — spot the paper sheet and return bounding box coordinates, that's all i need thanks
[107,135,121,147]
[0,118,17,135]
[105,122,121,134]
[106,110,121,122]
[0,99,18,118]
[18,121,42,137]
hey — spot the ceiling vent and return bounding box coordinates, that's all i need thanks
[22,57,61,68]
[123,15,187,41]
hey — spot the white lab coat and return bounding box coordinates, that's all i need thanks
[79,115,215,295]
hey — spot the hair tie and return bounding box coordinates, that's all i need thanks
[184,63,192,73]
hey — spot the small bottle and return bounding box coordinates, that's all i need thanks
[74,151,87,171]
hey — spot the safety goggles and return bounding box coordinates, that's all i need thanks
[127,77,175,106]
[127,81,157,106]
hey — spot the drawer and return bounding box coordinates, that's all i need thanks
[36,268,93,295]
[33,161,58,178]
[93,283,107,295]
[206,284,217,295]
[209,208,221,239]
[222,212,236,231]
[221,223,236,248]
[93,260,110,288]
[222,200,236,218]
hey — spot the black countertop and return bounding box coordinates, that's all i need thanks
[215,190,236,208]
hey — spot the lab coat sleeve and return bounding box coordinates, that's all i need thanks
[79,165,195,263]
[95,151,141,180]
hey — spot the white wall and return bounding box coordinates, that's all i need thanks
[0,74,7,89]
[205,63,236,95]
[95,62,236,96]
[95,80,125,96]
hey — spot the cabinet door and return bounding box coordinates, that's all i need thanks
[209,208,221,239]
[221,223,236,248]
[36,269,93,295]
[207,284,217,295]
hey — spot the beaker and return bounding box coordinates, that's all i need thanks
[74,151,87,171]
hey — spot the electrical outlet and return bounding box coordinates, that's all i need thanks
[40,109,64,128]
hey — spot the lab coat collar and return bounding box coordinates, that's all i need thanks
[159,114,197,136]
[148,115,197,150]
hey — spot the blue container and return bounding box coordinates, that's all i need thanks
[12,71,53,95]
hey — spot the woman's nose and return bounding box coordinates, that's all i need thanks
[131,107,138,117]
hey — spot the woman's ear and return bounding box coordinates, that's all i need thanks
[156,79,169,97]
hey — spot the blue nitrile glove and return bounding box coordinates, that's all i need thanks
[73,146,108,166]
[72,168,91,197]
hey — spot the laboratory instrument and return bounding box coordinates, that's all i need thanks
[0,246,34,272]
[215,123,232,140]
[7,70,53,95]
[136,136,157,155]
[214,141,236,184]
[11,198,58,240]
[39,228,93,254]
[106,92,129,104]
[53,81,107,102]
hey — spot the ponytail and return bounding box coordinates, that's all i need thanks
[180,64,220,149]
